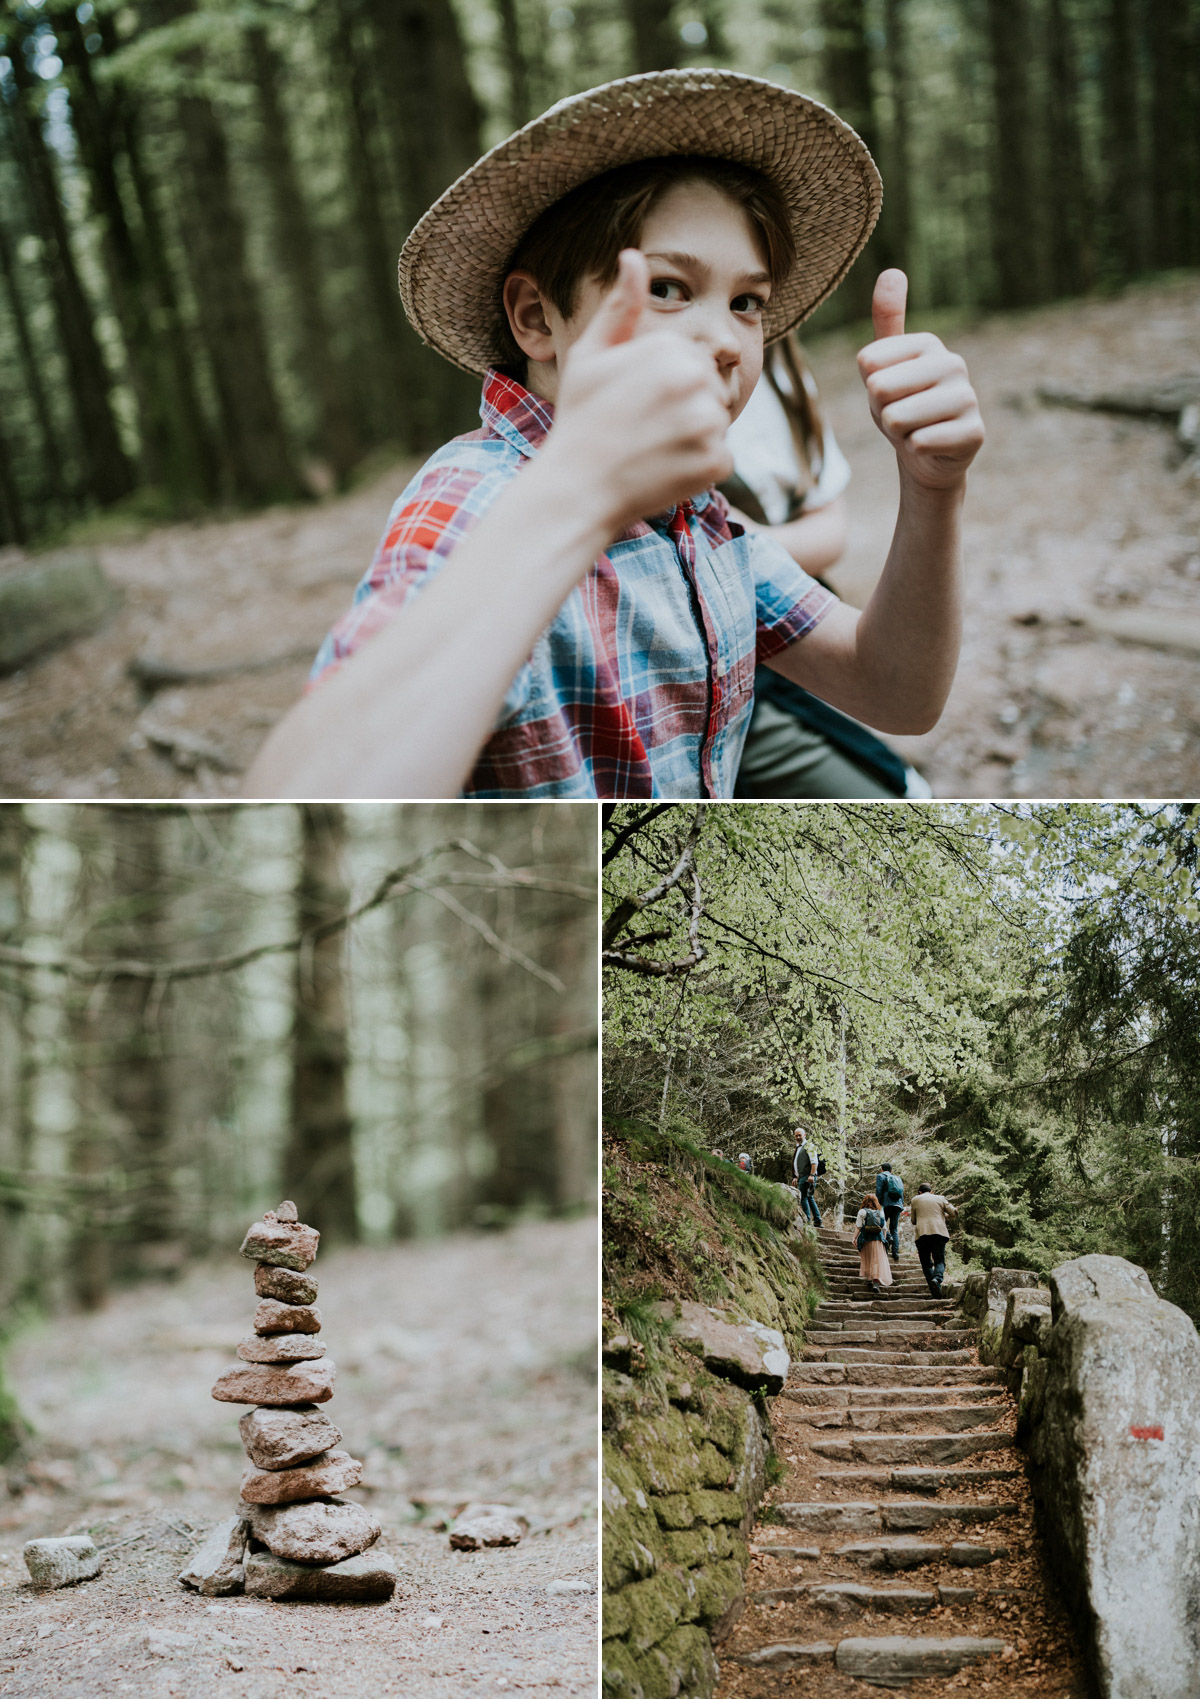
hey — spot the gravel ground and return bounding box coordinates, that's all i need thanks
[0,1216,598,1697]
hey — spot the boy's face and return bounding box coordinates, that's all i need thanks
[507,178,771,420]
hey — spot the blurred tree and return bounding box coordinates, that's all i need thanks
[985,0,1042,306]
[623,0,678,71]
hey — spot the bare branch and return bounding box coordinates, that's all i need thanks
[602,804,706,949]
[602,869,706,976]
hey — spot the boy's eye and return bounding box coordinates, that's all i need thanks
[732,292,768,315]
[649,278,687,302]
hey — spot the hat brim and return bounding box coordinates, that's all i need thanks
[398,69,882,377]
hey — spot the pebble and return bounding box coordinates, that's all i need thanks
[450,1506,527,1550]
[239,1214,319,1272]
[23,1536,102,1589]
[211,1358,335,1406]
[253,1298,321,1335]
[546,1579,592,1595]
[238,1404,342,1470]
[254,1265,318,1306]
[240,1496,381,1564]
[237,1332,326,1363]
[240,1449,363,1504]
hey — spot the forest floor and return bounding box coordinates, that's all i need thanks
[0,272,1197,799]
[0,1214,597,1698]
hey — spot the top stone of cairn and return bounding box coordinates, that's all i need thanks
[240,1202,319,1272]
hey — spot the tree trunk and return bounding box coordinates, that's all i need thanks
[1146,0,1191,269]
[984,0,1042,306]
[494,0,532,129]
[623,0,678,71]
[0,207,72,512]
[245,25,361,484]
[820,0,880,312]
[285,805,357,1241]
[881,0,912,273]
[0,409,25,545]
[4,29,135,505]
[1100,0,1145,279]
[1044,0,1092,296]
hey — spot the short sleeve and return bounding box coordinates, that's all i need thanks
[749,529,838,662]
[309,453,531,719]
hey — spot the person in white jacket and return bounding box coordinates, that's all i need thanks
[910,1182,958,1297]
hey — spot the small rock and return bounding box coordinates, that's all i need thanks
[211,1358,335,1406]
[240,1449,363,1504]
[275,1201,298,1223]
[253,1299,321,1336]
[239,1215,319,1272]
[545,1579,592,1594]
[241,1497,381,1564]
[238,1405,342,1470]
[237,1332,326,1363]
[143,1629,196,1658]
[244,1547,397,1602]
[449,1504,529,1550]
[23,1536,102,1589]
[178,1516,248,1596]
[254,1265,318,1305]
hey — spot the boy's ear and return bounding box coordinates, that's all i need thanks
[502,271,558,364]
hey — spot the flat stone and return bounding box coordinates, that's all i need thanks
[731,1643,836,1668]
[883,1501,1015,1531]
[23,1536,102,1588]
[254,1265,318,1305]
[835,1636,1007,1682]
[240,1450,362,1504]
[241,1497,380,1564]
[947,1542,1008,1567]
[237,1332,326,1363]
[244,1547,397,1602]
[253,1299,321,1335]
[240,1213,319,1272]
[751,1544,820,1559]
[809,1582,937,1615]
[651,1299,790,1394]
[449,1503,529,1549]
[836,1538,942,1570]
[177,1516,248,1595]
[211,1358,334,1406]
[939,1586,978,1606]
[239,1404,342,1469]
[776,1502,881,1534]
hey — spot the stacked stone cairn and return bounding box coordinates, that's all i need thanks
[179,1201,397,1602]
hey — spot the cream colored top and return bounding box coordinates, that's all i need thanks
[910,1193,957,1238]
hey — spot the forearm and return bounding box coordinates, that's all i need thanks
[242,455,610,798]
[768,477,963,734]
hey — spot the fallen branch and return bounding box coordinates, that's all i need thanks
[130,646,316,690]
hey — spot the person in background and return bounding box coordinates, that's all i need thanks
[723,333,932,800]
[911,1182,958,1297]
[874,1160,905,1261]
[738,1152,754,1174]
[854,1192,891,1294]
[793,1127,822,1228]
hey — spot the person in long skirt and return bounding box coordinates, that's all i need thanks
[854,1192,893,1293]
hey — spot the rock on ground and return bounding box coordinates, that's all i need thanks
[244,1547,398,1602]
[240,1449,363,1504]
[1027,1252,1200,1698]
[177,1515,248,1596]
[238,1403,342,1469]
[253,1298,321,1335]
[254,1264,318,1305]
[241,1497,381,1564]
[211,1358,334,1406]
[23,1535,103,1588]
[652,1299,790,1394]
[237,1331,326,1362]
[449,1504,529,1550]
[239,1215,319,1272]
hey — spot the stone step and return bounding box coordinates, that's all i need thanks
[801,1346,977,1364]
[834,1537,1009,1570]
[791,1362,1004,1386]
[802,1402,1009,1434]
[783,1384,1005,1409]
[776,1500,1018,1535]
[806,1330,977,1347]
[731,1636,1008,1679]
[755,1580,938,1614]
[811,1430,1013,1465]
[810,1312,963,1327]
[814,1464,1022,1491]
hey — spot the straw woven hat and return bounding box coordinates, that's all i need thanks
[398,68,882,376]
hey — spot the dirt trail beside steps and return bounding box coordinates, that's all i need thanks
[0,274,1196,798]
[0,1216,597,1698]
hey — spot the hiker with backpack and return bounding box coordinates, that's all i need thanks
[792,1128,823,1228]
[854,1192,891,1293]
[911,1182,957,1297]
[874,1162,904,1261]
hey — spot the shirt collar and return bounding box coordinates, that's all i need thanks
[479,366,713,517]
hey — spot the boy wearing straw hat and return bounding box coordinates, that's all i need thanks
[245,70,983,799]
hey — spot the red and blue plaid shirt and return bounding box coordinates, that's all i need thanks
[311,370,835,798]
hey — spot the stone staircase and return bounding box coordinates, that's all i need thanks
[720,1228,1084,1692]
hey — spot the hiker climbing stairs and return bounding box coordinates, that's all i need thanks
[720,1227,1087,1694]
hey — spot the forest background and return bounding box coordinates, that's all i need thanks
[602,801,1200,1330]
[0,799,597,1456]
[0,0,1197,543]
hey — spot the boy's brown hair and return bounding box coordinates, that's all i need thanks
[496,154,797,374]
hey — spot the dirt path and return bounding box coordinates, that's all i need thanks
[0,274,1196,799]
[719,1226,1087,1696]
[0,1216,597,1697]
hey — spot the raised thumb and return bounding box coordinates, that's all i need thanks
[871,269,908,341]
[585,249,649,349]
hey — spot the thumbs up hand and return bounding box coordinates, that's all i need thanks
[857,270,984,492]
[548,250,734,539]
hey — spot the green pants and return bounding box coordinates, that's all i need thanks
[733,697,896,800]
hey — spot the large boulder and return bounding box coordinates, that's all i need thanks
[0,551,118,673]
[976,1269,1040,1365]
[995,1286,1052,1371]
[1026,1254,1200,1698]
[652,1302,789,1395]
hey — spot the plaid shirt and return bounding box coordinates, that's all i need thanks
[311,370,836,798]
